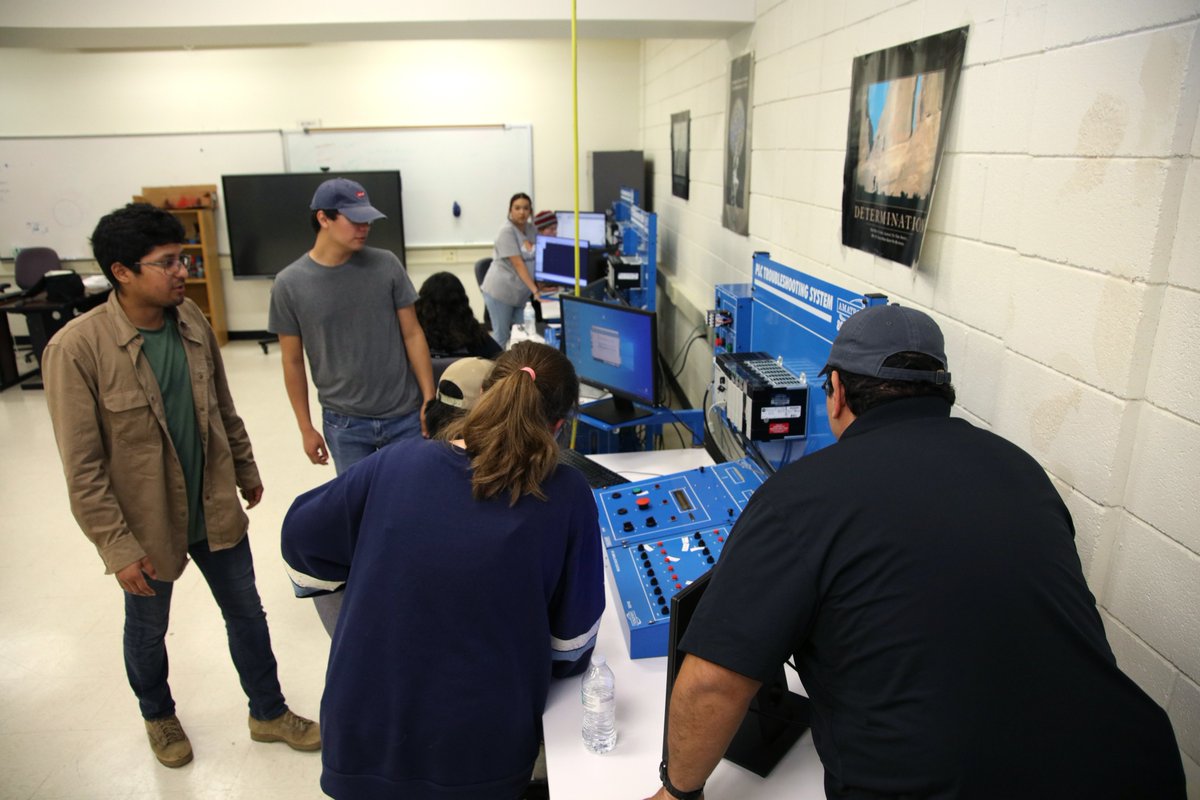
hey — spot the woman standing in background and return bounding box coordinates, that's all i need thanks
[481,192,540,349]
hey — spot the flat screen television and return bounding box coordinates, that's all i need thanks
[665,571,811,778]
[221,171,406,278]
[555,210,607,247]
[559,295,659,425]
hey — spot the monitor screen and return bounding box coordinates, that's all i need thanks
[559,295,659,425]
[555,211,607,247]
[221,171,406,278]
[535,236,591,287]
[665,571,811,778]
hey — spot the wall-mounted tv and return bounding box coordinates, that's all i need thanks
[222,171,406,279]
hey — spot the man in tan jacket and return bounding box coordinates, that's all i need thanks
[42,203,319,768]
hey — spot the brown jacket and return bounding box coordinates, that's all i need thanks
[43,292,261,581]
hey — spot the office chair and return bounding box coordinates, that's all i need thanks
[474,257,493,331]
[15,247,62,292]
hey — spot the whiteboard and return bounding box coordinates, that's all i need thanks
[285,125,533,247]
[0,131,285,260]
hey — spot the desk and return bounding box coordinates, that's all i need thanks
[0,288,109,389]
[542,449,826,799]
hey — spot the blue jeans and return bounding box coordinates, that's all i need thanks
[483,293,523,349]
[123,537,286,722]
[322,407,422,476]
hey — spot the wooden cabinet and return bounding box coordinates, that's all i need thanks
[136,186,228,345]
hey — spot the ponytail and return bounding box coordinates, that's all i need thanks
[448,341,579,505]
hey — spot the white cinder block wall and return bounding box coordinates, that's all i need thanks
[642,0,1200,789]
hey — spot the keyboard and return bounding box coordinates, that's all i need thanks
[557,448,629,489]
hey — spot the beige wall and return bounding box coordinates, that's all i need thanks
[0,38,641,329]
[642,1,1200,790]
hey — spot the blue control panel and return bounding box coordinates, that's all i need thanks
[595,458,767,659]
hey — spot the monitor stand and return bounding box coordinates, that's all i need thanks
[723,668,811,777]
[582,396,654,426]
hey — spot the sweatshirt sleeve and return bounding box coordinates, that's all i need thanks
[280,456,377,597]
[549,478,607,678]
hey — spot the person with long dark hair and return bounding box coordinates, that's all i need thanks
[415,271,501,359]
[281,341,605,800]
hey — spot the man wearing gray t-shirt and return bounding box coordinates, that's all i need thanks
[268,178,435,633]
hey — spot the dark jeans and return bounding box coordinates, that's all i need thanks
[123,536,287,722]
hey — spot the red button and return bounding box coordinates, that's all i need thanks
[675,583,682,589]
[637,497,651,509]
[661,549,668,555]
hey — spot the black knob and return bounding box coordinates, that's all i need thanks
[650,577,658,586]
[662,606,671,615]
[653,587,662,595]
[706,556,714,563]
[702,548,710,556]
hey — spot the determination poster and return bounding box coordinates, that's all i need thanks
[840,27,968,266]
[723,53,753,235]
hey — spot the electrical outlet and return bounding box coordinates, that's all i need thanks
[442,249,458,263]
[296,118,323,130]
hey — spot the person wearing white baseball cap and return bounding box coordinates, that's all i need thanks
[268,177,436,635]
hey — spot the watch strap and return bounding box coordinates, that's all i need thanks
[659,759,704,800]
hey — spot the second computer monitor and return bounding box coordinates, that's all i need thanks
[535,236,592,287]
[559,295,659,426]
[555,211,607,247]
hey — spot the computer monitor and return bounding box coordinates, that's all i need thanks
[222,171,405,278]
[665,571,811,778]
[535,236,591,287]
[555,211,607,247]
[559,295,659,426]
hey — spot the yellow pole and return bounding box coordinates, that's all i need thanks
[571,0,581,296]
[570,0,580,450]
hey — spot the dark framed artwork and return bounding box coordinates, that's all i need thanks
[840,27,968,267]
[722,53,753,234]
[671,111,691,200]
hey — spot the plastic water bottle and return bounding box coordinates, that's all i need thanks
[523,301,537,337]
[581,653,616,753]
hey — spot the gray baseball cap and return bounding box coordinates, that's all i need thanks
[821,304,951,384]
[310,178,386,224]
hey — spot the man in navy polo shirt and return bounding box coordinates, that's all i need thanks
[649,305,1185,800]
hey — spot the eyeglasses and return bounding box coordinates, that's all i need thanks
[135,254,191,274]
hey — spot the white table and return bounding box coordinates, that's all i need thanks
[542,449,826,799]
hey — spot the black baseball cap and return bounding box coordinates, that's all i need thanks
[820,304,951,384]
[310,178,386,224]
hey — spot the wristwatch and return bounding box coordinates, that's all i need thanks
[659,759,705,800]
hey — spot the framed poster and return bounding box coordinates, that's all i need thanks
[840,27,968,266]
[723,53,754,234]
[671,110,691,200]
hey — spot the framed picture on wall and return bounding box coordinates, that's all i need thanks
[840,26,969,267]
[671,111,691,200]
[722,53,753,234]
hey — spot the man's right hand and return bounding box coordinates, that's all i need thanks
[303,428,330,466]
[116,556,158,596]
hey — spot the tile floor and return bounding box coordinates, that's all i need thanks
[0,341,336,799]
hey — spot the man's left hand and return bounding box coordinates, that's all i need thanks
[242,484,264,509]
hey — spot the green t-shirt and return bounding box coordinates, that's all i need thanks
[139,317,206,546]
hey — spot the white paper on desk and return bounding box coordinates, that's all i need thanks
[538,297,561,320]
[82,275,112,290]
